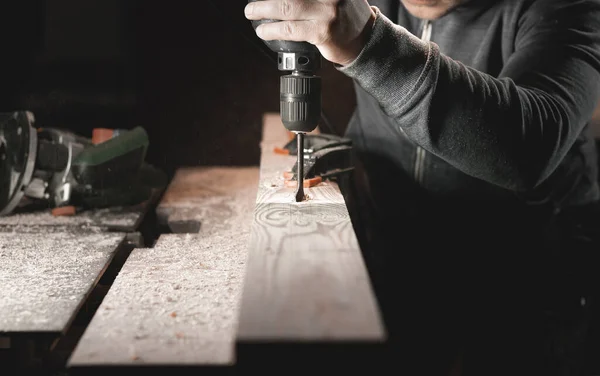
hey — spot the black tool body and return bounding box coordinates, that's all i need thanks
[248,0,323,201]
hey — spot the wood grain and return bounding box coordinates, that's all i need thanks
[156,166,259,234]
[236,114,385,344]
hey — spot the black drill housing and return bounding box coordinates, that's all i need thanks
[248,0,322,133]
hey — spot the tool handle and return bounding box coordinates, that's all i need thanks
[247,0,319,55]
[71,127,149,187]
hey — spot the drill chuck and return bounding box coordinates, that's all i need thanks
[280,73,321,133]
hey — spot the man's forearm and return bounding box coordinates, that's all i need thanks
[339,5,600,191]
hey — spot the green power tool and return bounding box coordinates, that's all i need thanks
[0,111,165,216]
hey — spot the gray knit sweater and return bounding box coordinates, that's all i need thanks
[339,0,600,210]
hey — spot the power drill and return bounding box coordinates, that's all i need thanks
[248,0,322,202]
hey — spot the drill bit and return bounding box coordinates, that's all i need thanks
[295,132,305,202]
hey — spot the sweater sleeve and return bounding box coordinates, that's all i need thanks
[338,1,600,191]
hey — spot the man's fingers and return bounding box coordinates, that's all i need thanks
[245,0,325,21]
[245,1,336,46]
[256,20,323,44]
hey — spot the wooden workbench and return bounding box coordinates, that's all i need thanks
[0,192,159,370]
[4,113,386,372]
[68,167,259,371]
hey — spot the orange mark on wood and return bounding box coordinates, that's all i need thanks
[273,147,289,155]
[284,176,322,188]
[51,206,76,217]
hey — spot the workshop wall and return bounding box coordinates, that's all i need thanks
[0,0,356,177]
[134,0,356,174]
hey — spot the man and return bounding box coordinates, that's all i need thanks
[245,1,600,374]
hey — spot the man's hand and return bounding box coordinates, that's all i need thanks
[244,0,376,66]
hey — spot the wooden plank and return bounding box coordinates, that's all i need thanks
[236,114,385,363]
[68,167,259,367]
[0,232,126,334]
[156,166,259,234]
[0,203,150,233]
[0,184,164,233]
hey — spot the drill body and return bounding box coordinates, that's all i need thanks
[248,0,323,201]
[248,0,322,134]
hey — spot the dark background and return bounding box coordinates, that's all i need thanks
[1,1,600,373]
[0,0,356,177]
